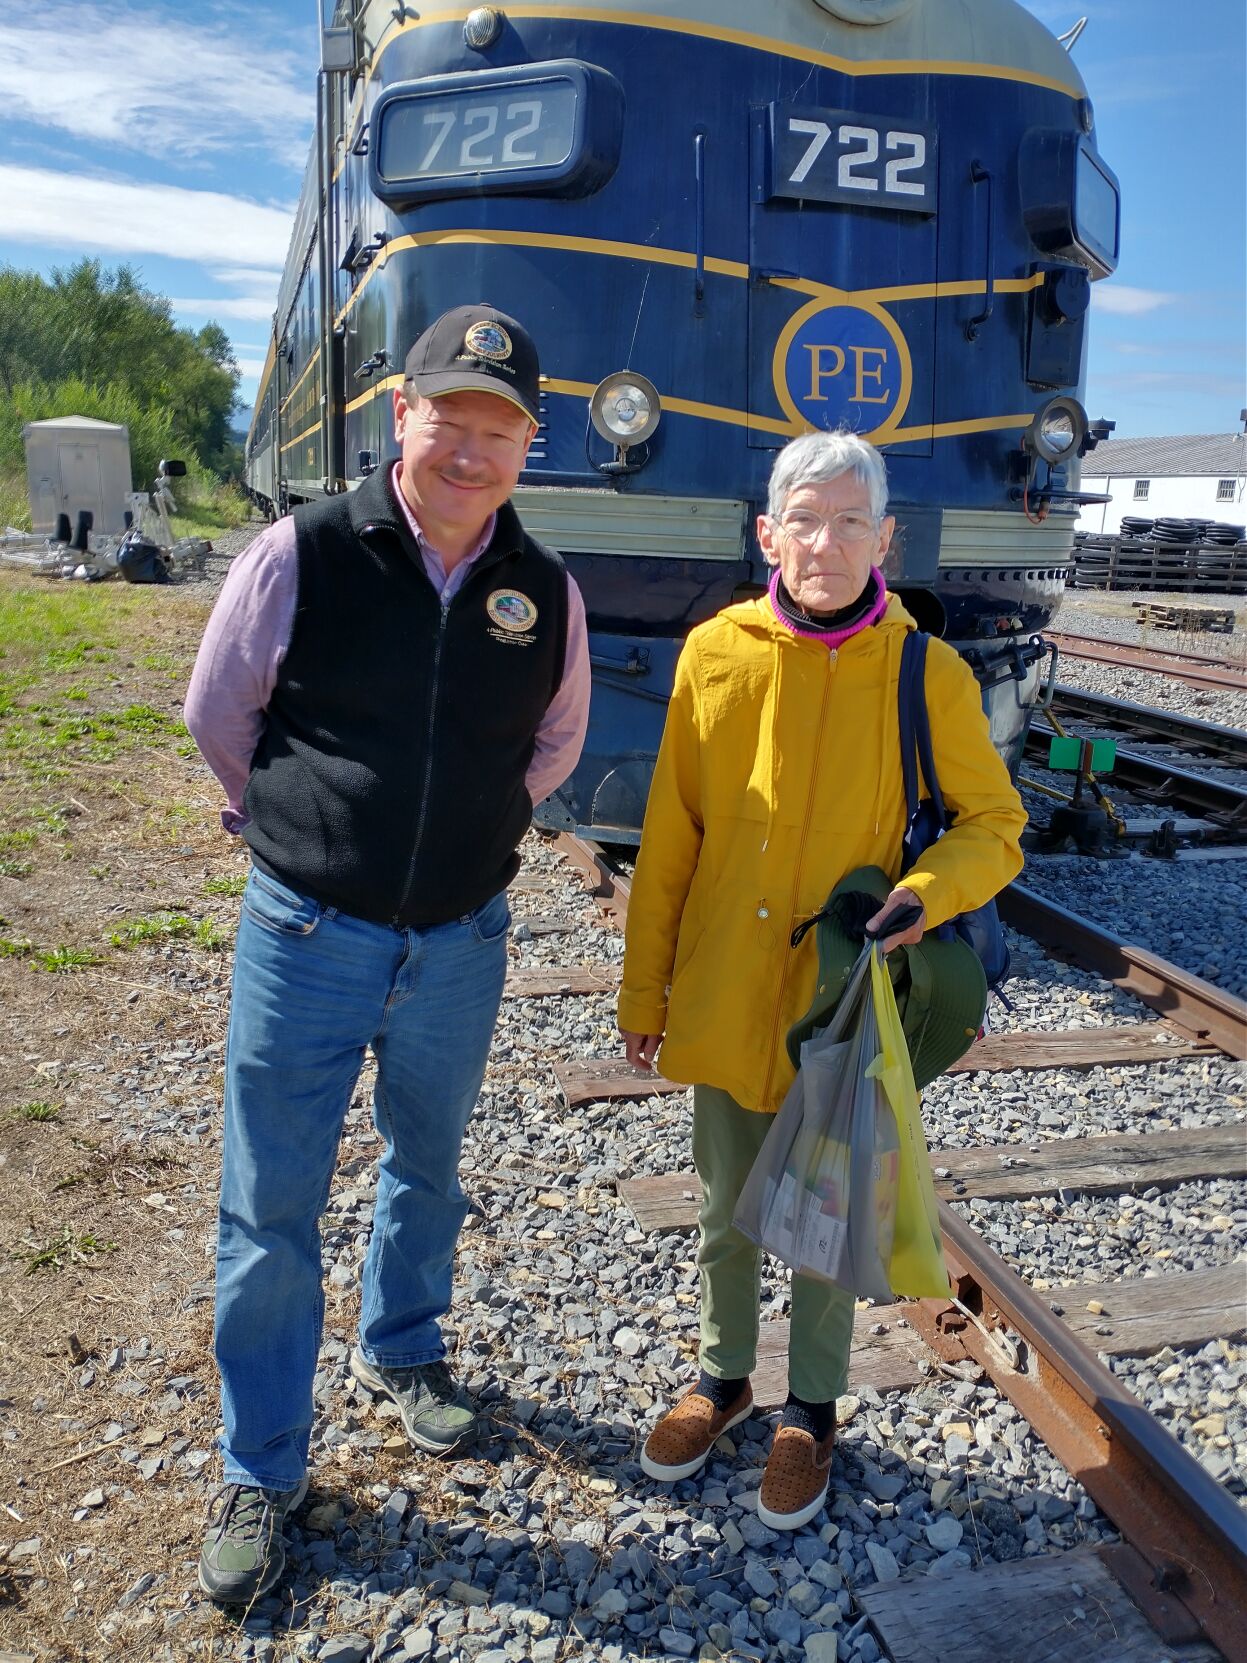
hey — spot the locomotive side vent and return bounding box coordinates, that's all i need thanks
[527,390,550,464]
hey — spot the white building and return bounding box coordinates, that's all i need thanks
[1077,432,1247,534]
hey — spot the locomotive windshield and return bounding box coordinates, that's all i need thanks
[1075,147,1120,269]
[369,61,623,204]
[376,79,579,183]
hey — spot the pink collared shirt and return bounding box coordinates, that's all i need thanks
[185,465,590,832]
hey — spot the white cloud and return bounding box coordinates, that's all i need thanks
[171,295,279,323]
[234,357,271,381]
[214,268,286,290]
[1092,285,1177,316]
[0,164,295,271]
[0,2,313,168]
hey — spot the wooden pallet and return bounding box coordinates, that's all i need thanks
[1132,601,1236,632]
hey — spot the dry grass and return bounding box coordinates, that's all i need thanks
[0,570,644,1663]
[0,569,263,1659]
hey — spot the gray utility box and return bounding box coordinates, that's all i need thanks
[22,416,133,536]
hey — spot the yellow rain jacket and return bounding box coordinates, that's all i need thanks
[618,592,1026,1113]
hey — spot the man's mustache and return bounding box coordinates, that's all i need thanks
[437,468,493,487]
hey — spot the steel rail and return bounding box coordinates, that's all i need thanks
[909,1206,1247,1661]
[550,830,632,927]
[556,835,1246,1056]
[554,832,1247,1652]
[1047,630,1247,692]
[1001,881,1246,1056]
[1049,685,1247,763]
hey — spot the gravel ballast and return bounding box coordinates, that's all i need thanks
[29,831,1246,1663]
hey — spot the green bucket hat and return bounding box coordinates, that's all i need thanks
[786,866,987,1089]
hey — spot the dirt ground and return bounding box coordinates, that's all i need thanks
[0,559,314,1660]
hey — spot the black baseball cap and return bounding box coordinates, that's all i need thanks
[403,304,540,423]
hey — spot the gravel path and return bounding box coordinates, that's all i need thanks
[34,832,1245,1663]
[1056,590,1245,651]
[949,1178,1247,1507]
[1052,589,1246,731]
[1017,853,1247,998]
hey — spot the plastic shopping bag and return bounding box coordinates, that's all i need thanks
[733,947,893,1301]
[733,944,949,1302]
[868,945,949,1299]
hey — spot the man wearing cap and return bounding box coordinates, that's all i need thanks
[186,305,589,1604]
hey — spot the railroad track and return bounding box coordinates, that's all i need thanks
[1025,721,1247,833]
[1047,685,1247,767]
[1047,631,1247,693]
[546,831,1247,1660]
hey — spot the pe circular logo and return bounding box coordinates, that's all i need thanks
[486,589,537,632]
[774,299,911,437]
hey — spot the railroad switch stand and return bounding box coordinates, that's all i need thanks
[1036,734,1121,854]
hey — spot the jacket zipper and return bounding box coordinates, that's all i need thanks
[758,650,833,1100]
[393,594,451,924]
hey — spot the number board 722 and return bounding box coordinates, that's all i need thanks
[768,106,937,214]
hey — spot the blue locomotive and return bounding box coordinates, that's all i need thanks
[245,0,1119,840]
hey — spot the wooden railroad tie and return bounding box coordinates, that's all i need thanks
[617,1123,1247,1233]
[855,1543,1224,1663]
[553,1021,1217,1108]
[747,1262,1243,1413]
[505,964,620,998]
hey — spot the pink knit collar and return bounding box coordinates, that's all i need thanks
[767,565,888,650]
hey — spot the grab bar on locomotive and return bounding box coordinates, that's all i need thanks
[590,646,651,676]
[966,162,995,341]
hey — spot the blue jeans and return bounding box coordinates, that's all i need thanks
[214,867,510,1491]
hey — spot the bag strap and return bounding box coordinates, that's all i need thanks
[900,631,950,830]
[897,630,924,824]
[912,639,949,828]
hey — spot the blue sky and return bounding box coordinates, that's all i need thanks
[0,0,1242,438]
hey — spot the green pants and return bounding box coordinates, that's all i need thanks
[693,1084,856,1403]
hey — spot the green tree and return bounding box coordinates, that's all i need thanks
[0,260,242,482]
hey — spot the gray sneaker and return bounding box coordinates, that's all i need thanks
[198,1474,308,1604]
[350,1346,478,1455]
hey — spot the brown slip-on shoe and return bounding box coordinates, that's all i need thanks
[758,1424,836,1530]
[640,1381,754,1482]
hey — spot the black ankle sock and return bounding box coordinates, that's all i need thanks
[781,1391,835,1441]
[695,1370,747,1410]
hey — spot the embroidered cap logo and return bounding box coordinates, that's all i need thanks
[463,321,513,362]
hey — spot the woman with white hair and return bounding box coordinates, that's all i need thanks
[618,429,1025,1530]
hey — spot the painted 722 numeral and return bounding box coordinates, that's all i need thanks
[769,106,938,214]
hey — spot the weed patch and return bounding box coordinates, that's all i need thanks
[110,911,196,948]
[202,873,246,897]
[110,911,228,952]
[22,1228,117,1274]
[35,944,101,972]
[14,1100,59,1122]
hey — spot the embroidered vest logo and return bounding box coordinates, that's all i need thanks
[486,588,538,646]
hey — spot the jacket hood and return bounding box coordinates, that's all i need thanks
[718,589,918,858]
[723,588,919,649]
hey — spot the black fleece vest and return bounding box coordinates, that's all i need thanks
[242,467,567,927]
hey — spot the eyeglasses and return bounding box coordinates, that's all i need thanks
[774,509,880,546]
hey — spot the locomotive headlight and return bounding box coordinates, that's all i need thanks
[1026,396,1087,465]
[590,372,662,448]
